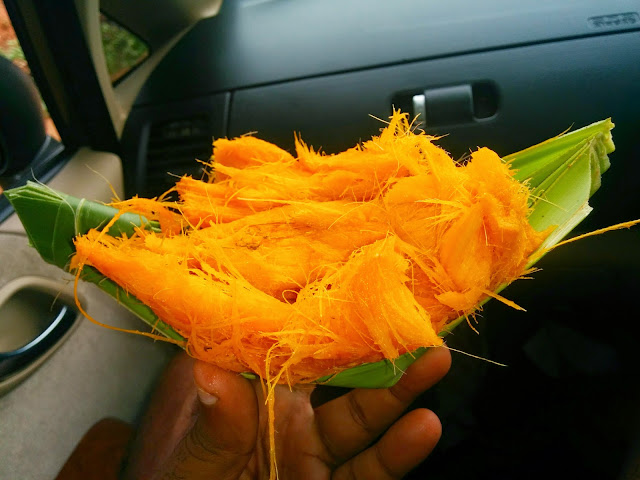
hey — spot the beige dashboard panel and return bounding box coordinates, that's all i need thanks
[0,147,124,234]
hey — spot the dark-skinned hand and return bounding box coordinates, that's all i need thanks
[123,347,451,480]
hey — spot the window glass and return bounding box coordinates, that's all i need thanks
[99,13,149,83]
[0,0,60,140]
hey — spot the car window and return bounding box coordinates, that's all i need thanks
[99,13,149,83]
[0,0,60,141]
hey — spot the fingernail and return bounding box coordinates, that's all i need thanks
[197,388,218,407]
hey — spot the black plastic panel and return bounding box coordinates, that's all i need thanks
[228,32,640,228]
[134,0,640,105]
[120,93,229,197]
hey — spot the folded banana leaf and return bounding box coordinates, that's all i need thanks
[4,119,615,388]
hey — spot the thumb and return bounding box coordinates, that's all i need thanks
[156,362,258,480]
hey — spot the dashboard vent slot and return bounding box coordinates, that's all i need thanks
[145,116,212,197]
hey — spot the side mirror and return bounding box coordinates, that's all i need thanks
[0,56,47,177]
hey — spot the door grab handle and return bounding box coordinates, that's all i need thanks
[0,303,75,379]
[0,277,79,395]
[411,82,498,127]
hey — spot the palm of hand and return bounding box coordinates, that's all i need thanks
[124,348,451,480]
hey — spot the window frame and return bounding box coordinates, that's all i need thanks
[3,0,119,153]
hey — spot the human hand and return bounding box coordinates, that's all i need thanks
[123,347,451,480]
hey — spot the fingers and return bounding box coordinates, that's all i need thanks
[332,408,442,480]
[155,361,259,480]
[315,346,451,464]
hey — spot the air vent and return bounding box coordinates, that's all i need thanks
[145,116,213,197]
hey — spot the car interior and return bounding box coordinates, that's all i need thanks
[1,1,639,478]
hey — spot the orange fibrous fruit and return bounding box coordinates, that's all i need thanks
[71,111,548,385]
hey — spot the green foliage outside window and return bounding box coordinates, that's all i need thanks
[2,38,26,67]
[100,14,149,82]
